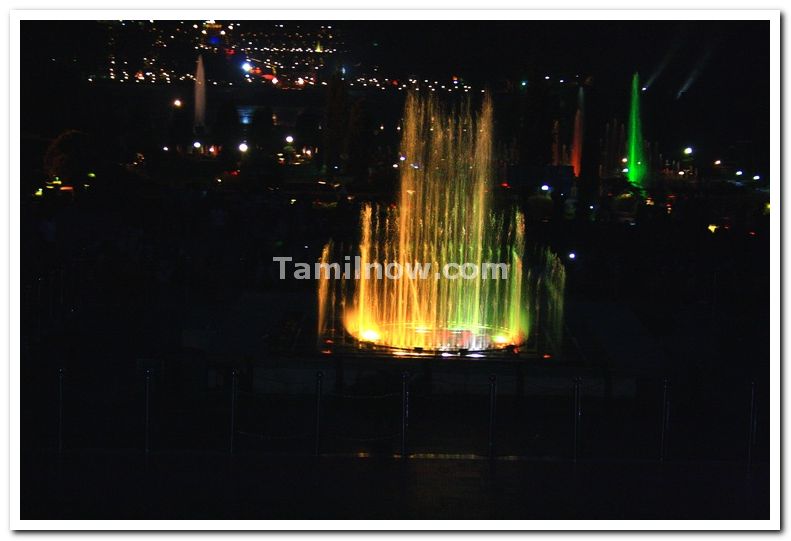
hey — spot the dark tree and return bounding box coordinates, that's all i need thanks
[250,106,274,151]
[43,130,96,183]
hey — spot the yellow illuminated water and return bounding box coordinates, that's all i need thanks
[318,93,562,353]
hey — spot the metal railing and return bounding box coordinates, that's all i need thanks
[47,365,765,468]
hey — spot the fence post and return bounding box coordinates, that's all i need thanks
[488,375,497,458]
[59,267,65,311]
[660,378,671,462]
[573,377,582,462]
[747,380,757,470]
[48,270,55,320]
[401,371,409,458]
[334,356,344,394]
[314,371,323,456]
[57,368,64,454]
[230,368,238,454]
[36,276,45,342]
[144,369,151,454]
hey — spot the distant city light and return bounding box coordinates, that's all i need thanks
[193,141,201,149]
[238,142,249,152]
[541,184,550,191]
[173,99,182,107]
[568,252,576,260]
[641,87,647,91]
[520,80,527,87]
[242,62,252,72]
[678,171,685,176]
[285,135,294,143]
[544,75,550,80]
[736,170,744,176]
[753,175,761,180]
[622,168,629,173]
[714,160,722,165]
[683,147,693,155]
[162,146,169,151]
[621,157,628,163]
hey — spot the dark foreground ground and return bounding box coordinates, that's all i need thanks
[22,450,768,520]
[21,348,770,521]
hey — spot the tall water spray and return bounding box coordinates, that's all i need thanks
[626,72,646,191]
[194,55,206,131]
[570,87,584,178]
[318,93,565,354]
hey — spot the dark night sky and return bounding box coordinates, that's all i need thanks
[340,20,769,162]
[341,20,767,89]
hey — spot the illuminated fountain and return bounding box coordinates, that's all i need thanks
[194,54,206,132]
[625,72,646,192]
[318,93,565,355]
[570,87,584,178]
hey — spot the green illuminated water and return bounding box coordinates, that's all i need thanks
[626,73,646,192]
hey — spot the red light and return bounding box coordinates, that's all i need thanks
[542,353,552,359]
[500,182,510,188]
[749,231,757,236]
[263,74,275,81]
[59,186,73,191]
[391,79,398,86]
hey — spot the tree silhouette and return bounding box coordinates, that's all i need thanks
[43,130,96,183]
